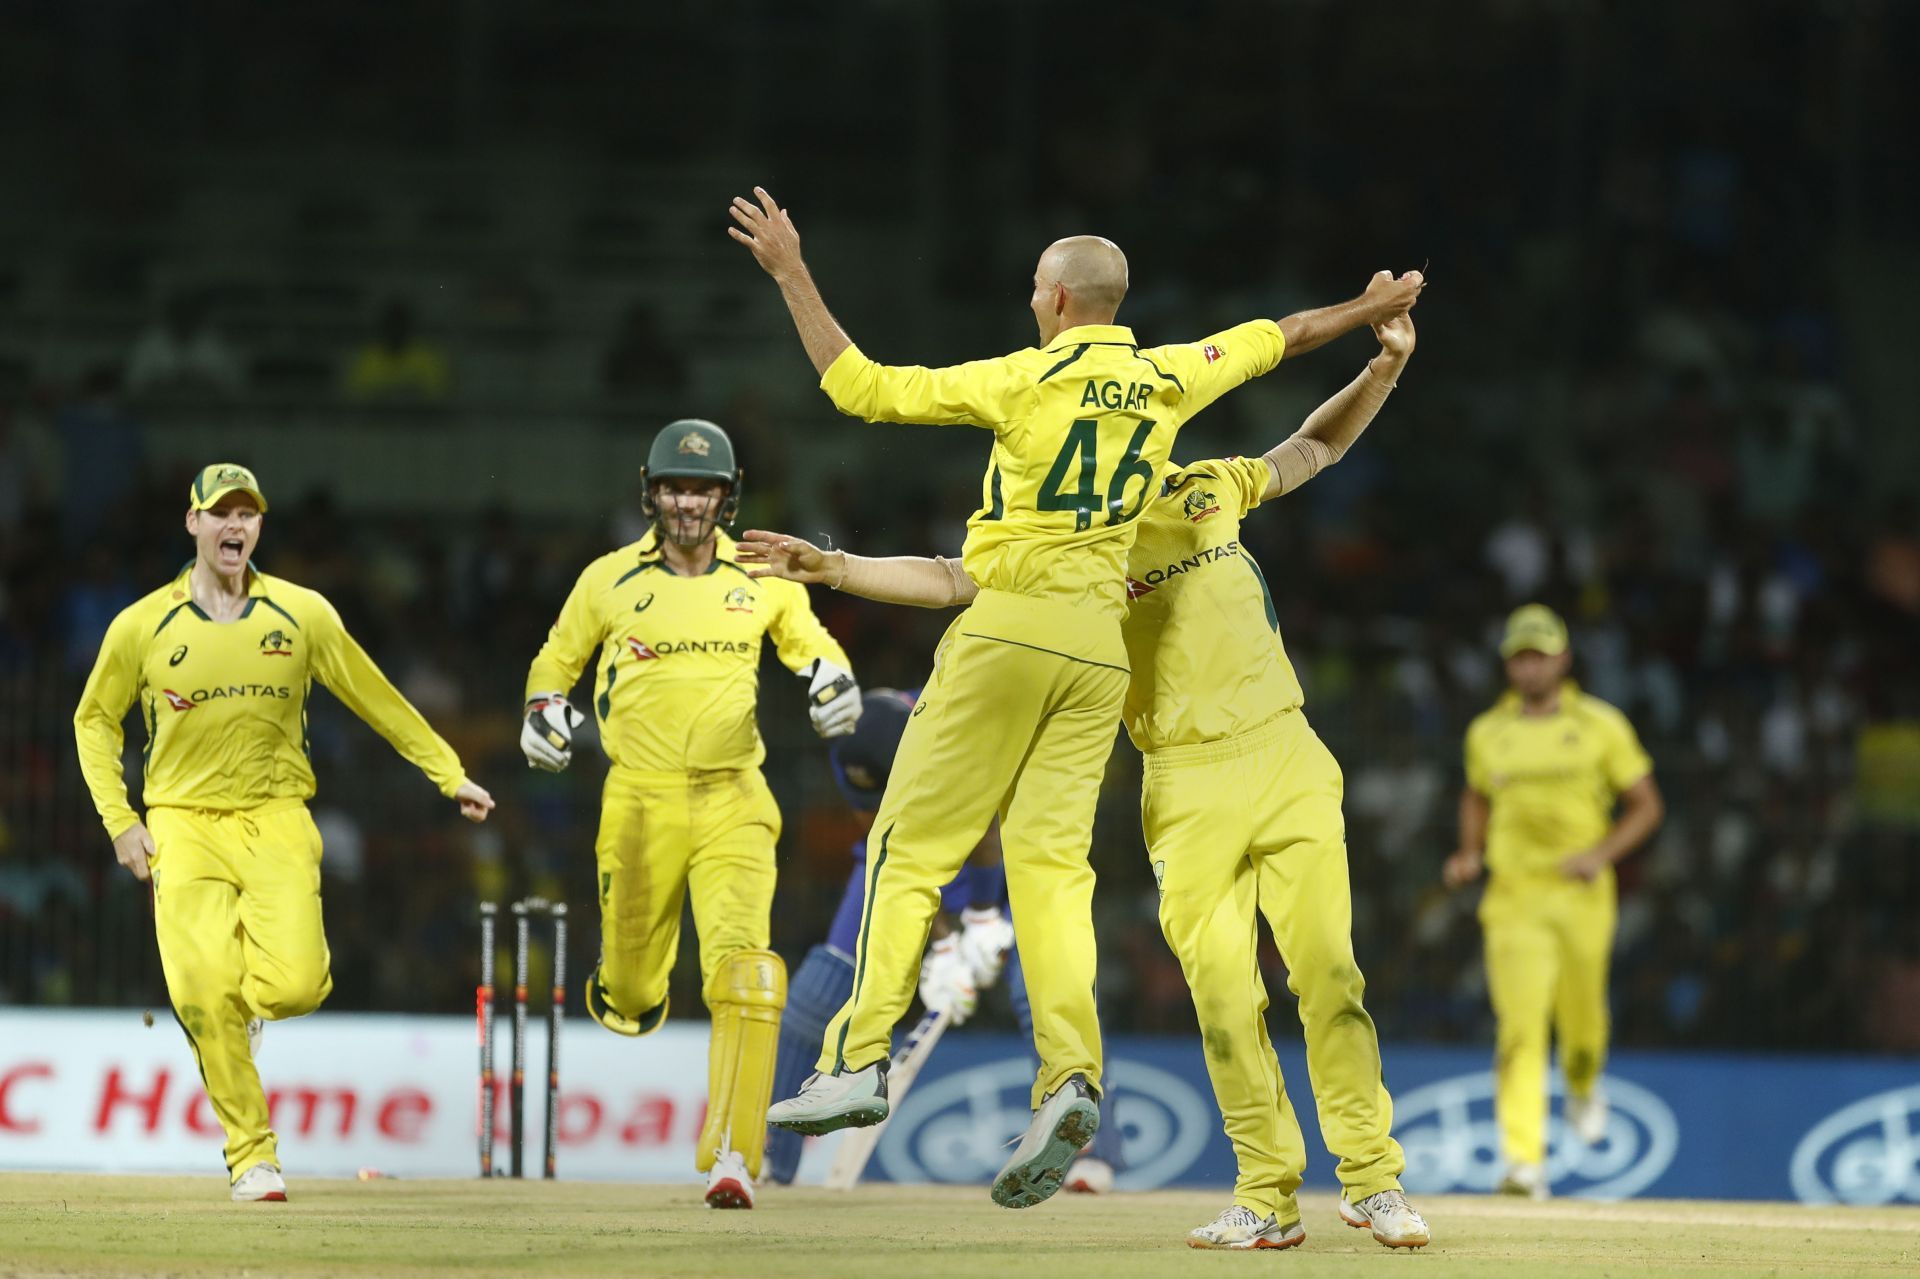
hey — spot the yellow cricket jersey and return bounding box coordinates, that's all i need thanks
[525,529,851,773]
[1464,682,1653,879]
[821,320,1287,620]
[73,565,469,838]
[1120,455,1304,752]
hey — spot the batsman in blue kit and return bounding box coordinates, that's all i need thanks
[765,688,1122,1190]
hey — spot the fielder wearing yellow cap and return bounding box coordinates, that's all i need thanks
[189,463,269,513]
[1446,602,1664,1200]
[1497,603,1567,659]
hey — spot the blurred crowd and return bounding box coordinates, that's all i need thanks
[1,0,1916,1058]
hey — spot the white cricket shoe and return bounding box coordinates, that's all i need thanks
[1065,1156,1114,1194]
[247,1017,263,1060]
[231,1163,287,1202]
[766,1062,888,1136]
[1338,1188,1430,1248]
[1567,1087,1609,1145]
[990,1075,1099,1209]
[704,1149,754,1210]
[1187,1205,1305,1251]
[1496,1161,1550,1200]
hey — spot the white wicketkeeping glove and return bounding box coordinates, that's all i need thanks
[803,658,861,739]
[521,693,583,772]
[956,905,1016,990]
[918,935,977,1025]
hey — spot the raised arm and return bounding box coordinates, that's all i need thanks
[1278,269,1424,359]
[728,186,853,376]
[735,530,979,610]
[1260,310,1415,500]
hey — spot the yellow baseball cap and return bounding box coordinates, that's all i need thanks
[1499,603,1568,658]
[188,463,268,513]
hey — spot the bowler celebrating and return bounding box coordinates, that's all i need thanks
[74,463,494,1202]
[731,182,1422,1210]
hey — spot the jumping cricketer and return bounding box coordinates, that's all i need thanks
[730,183,1422,1210]
[1444,604,1664,1198]
[519,418,861,1209]
[73,463,494,1203]
[738,312,1432,1250]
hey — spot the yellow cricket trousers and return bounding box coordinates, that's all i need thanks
[821,589,1131,1109]
[1480,870,1616,1165]
[592,764,779,1021]
[1143,709,1404,1222]
[147,801,331,1181]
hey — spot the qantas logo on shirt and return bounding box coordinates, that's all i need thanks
[626,637,660,661]
[1137,540,1244,587]
[1125,577,1155,599]
[1202,343,1224,363]
[625,637,755,661]
[163,685,292,709]
[1182,489,1221,522]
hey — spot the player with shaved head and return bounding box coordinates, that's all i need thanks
[731,185,1421,1209]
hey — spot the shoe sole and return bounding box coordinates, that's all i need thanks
[766,1098,888,1137]
[705,1177,752,1210]
[1188,1229,1305,1251]
[990,1098,1098,1210]
[1339,1207,1428,1249]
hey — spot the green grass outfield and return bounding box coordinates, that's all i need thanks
[2,1175,1916,1278]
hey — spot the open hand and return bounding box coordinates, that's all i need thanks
[113,821,155,882]
[456,780,495,823]
[727,187,805,281]
[735,529,842,586]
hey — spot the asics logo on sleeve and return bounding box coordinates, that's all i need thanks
[169,646,189,666]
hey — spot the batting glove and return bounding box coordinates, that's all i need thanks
[803,658,861,739]
[956,906,1016,990]
[918,935,977,1025]
[521,693,583,772]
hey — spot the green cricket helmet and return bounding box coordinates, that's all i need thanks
[639,418,743,525]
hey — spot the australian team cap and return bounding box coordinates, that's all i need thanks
[645,419,737,484]
[188,462,269,513]
[1499,603,1569,658]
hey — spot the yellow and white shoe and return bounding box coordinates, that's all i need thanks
[231,1163,287,1203]
[1338,1189,1430,1248]
[704,1149,754,1210]
[1187,1205,1305,1251]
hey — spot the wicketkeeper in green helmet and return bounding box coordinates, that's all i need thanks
[518,417,862,1208]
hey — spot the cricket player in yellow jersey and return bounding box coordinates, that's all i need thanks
[1444,606,1664,1199]
[739,311,1428,1249]
[73,463,494,1203]
[731,179,1421,1211]
[519,418,860,1209]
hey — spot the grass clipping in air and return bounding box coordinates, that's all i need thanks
[0,1176,1916,1278]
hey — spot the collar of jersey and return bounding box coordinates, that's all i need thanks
[1496,678,1582,715]
[172,559,272,597]
[1044,324,1137,352]
[635,528,737,575]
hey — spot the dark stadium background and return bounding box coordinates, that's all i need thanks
[1,0,1915,1061]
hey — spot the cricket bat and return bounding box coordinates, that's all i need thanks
[824,1006,953,1190]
